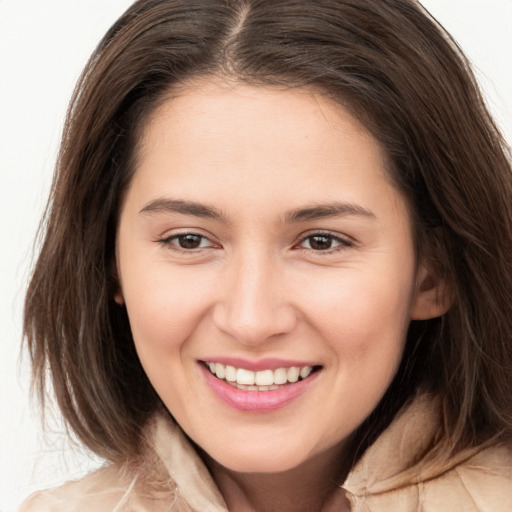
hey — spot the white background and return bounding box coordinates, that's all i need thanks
[1,1,511,510]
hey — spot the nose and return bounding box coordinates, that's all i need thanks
[212,250,297,346]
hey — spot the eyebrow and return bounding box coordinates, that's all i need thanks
[139,198,375,223]
[140,198,226,221]
[284,202,376,223]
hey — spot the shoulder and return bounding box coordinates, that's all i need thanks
[436,443,512,508]
[18,465,133,512]
[403,443,512,511]
[350,444,512,512]
[17,410,226,512]
[345,394,512,511]
[17,462,178,512]
[349,442,512,512]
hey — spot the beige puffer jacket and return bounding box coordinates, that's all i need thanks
[19,394,512,511]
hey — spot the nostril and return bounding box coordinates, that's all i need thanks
[211,302,298,346]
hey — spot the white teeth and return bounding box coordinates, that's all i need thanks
[206,362,316,388]
[255,369,274,386]
[287,367,300,383]
[225,365,237,382]
[215,363,226,379]
[273,367,288,385]
[300,366,312,379]
[236,368,255,385]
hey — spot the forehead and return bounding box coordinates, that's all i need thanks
[124,80,407,226]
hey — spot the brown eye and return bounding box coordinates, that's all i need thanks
[157,232,218,252]
[176,234,205,249]
[308,235,333,250]
[305,235,334,251]
[299,233,351,252]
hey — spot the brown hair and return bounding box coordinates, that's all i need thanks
[24,0,512,463]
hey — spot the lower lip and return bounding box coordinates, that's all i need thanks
[200,364,320,413]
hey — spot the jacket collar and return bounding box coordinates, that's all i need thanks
[150,413,228,511]
[147,393,474,509]
[343,393,482,497]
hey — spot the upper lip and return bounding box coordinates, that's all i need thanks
[200,357,320,371]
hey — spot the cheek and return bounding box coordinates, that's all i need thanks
[120,266,217,416]
[121,263,214,357]
[303,266,414,334]
[300,263,414,387]
[303,269,413,430]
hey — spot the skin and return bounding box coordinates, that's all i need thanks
[115,80,448,512]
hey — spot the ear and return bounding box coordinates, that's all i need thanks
[114,289,124,305]
[111,254,124,305]
[410,262,452,320]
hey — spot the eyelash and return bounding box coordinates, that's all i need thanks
[156,231,353,254]
[157,232,217,252]
[295,231,353,253]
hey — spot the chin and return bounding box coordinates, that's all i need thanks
[204,443,310,475]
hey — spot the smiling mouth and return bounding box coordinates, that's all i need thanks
[203,361,322,391]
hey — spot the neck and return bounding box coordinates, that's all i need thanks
[203,445,352,512]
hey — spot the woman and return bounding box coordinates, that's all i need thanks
[21,0,512,510]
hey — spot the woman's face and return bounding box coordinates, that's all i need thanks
[116,81,441,474]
